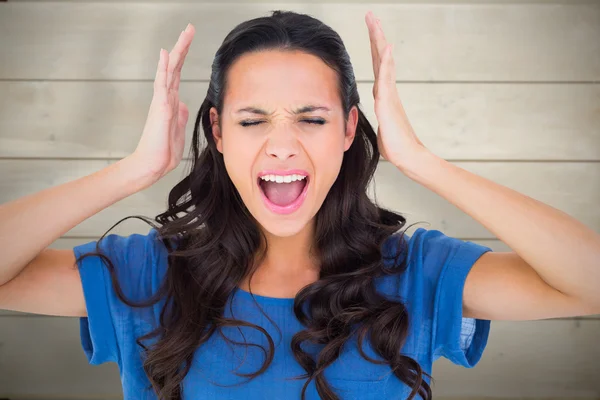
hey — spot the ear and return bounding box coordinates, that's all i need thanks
[210,107,223,153]
[344,105,359,152]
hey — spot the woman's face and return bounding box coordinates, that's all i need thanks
[210,49,358,238]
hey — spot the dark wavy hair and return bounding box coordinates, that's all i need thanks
[76,10,433,400]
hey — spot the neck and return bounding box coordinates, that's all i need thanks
[241,220,320,298]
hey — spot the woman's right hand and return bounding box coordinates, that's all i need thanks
[129,23,196,185]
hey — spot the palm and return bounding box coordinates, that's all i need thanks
[366,12,425,168]
[134,24,195,181]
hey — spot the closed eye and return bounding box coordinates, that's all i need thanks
[239,119,326,127]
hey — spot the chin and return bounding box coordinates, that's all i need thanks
[258,215,315,238]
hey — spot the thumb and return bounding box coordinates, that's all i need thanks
[177,101,189,132]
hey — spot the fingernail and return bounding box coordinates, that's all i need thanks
[185,23,191,33]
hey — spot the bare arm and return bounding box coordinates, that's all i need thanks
[0,157,152,287]
[0,23,196,316]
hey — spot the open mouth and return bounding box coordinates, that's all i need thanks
[257,173,310,215]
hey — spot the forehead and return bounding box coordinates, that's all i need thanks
[223,49,340,113]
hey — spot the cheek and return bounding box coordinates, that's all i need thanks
[222,146,254,194]
[310,136,346,184]
[317,127,347,157]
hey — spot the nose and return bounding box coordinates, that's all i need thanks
[264,129,300,161]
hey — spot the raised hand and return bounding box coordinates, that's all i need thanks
[130,23,196,183]
[365,11,428,171]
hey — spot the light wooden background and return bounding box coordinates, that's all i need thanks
[0,1,599,399]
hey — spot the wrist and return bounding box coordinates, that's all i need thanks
[393,147,438,180]
[114,155,160,192]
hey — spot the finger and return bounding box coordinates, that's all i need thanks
[377,44,397,100]
[367,13,388,82]
[373,17,389,77]
[154,48,168,101]
[170,102,189,168]
[172,46,190,93]
[167,24,194,89]
[366,11,381,81]
[172,24,195,92]
[166,30,186,89]
[177,101,190,135]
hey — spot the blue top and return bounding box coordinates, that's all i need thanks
[73,227,492,399]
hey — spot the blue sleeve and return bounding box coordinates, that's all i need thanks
[72,228,165,366]
[415,228,493,368]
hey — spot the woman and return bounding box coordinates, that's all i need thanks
[1,9,599,400]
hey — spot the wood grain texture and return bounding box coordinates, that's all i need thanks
[0,1,599,397]
[2,235,597,319]
[1,159,597,238]
[10,0,600,3]
[431,319,600,398]
[1,81,598,160]
[0,317,598,398]
[0,3,599,81]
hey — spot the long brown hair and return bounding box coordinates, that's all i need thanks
[77,10,433,400]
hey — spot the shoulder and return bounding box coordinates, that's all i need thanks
[380,226,492,277]
[73,227,170,304]
[378,226,493,301]
[377,226,493,367]
[72,227,171,365]
[74,227,165,260]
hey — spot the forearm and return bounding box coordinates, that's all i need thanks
[0,155,155,286]
[400,151,600,306]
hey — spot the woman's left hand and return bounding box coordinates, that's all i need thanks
[365,11,429,171]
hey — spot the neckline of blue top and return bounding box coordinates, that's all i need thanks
[233,286,296,306]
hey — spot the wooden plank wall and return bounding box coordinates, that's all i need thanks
[0,1,599,399]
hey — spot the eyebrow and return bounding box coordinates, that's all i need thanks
[234,105,331,115]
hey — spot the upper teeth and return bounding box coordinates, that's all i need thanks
[260,174,307,183]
